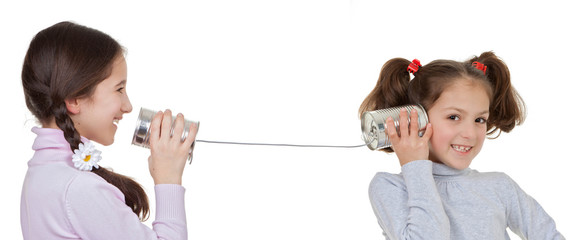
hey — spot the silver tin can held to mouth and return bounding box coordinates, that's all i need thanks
[361,104,428,150]
[132,107,200,163]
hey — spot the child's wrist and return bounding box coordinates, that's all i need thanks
[153,175,182,185]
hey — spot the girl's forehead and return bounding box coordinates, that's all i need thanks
[444,78,491,97]
[432,81,490,111]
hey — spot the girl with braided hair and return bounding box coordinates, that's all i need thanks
[360,52,564,239]
[21,21,197,239]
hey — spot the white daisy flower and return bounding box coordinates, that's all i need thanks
[72,141,101,171]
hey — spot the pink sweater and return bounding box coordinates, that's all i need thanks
[21,127,187,239]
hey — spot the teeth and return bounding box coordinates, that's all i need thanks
[113,119,119,125]
[452,145,471,152]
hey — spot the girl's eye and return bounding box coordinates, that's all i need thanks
[448,115,460,121]
[476,118,487,124]
[117,87,125,93]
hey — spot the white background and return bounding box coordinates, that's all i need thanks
[2,0,570,239]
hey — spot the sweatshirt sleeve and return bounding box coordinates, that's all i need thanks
[504,174,565,240]
[369,160,450,239]
[64,173,187,240]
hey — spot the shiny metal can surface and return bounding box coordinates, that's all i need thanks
[132,107,200,162]
[361,104,428,150]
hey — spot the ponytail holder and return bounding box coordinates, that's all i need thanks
[472,61,487,75]
[407,59,422,74]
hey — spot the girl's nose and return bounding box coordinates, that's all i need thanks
[460,123,478,140]
[122,94,133,113]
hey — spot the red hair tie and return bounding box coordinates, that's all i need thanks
[472,61,487,75]
[407,59,422,74]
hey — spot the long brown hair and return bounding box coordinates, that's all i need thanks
[22,21,149,221]
[359,51,526,152]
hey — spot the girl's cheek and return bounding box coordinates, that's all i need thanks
[429,135,442,150]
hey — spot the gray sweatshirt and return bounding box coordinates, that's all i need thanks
[369,160,565,239]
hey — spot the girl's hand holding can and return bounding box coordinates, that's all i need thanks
[148,109,199,185]
[385,108,433,166]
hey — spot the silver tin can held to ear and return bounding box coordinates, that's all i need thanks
[132,107,200,163]
[361,104,428,150]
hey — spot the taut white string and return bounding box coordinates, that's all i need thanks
[195,137,372,149]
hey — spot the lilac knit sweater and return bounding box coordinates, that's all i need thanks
[21,127,187,239]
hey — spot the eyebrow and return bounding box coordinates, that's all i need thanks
[443,107,489,116]
[115,80,127,87]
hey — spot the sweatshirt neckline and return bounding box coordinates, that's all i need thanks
[432,162,471,177]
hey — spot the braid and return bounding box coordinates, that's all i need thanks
[53,103,82,151]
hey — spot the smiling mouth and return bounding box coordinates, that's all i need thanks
[451,144,472,153]
[113,119,120,126]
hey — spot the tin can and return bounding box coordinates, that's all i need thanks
[132,107,200,162]
[361,104,428,150]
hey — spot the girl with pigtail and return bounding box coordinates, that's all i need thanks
[21,21,197,239]
[360,52,564,239]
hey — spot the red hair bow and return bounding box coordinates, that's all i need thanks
[472,61,487,75]
[407,59,422,74]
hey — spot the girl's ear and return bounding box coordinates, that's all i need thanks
[64,98,81,114]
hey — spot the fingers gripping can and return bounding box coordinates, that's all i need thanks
[132,107,200,163]
[361,104,428,150]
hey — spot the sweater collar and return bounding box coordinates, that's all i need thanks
[432,162,471,177]
[29,127,90,167]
